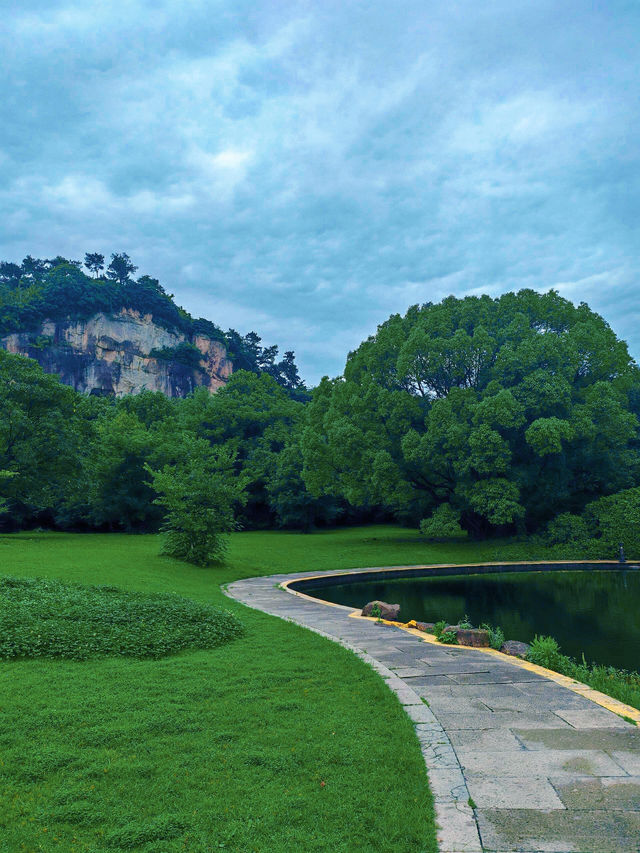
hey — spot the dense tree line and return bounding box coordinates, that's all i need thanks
[2,288,640,553]
[0,350,341,533]
[0,253,306,395]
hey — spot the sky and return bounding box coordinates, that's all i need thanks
[1,1,639,384]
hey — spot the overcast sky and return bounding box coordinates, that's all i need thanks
[1,1,639,384]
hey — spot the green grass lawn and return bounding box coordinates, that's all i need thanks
[1,525,507,853]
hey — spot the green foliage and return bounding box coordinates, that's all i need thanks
[149,341,204,369]
[0,350,88,523]
[480,623,506,650]
[545,512,590,546]
[433,620,457,643]
[527,634,640,710]
[438,629,458,644]
[302,290,640,536]
[527,635,564,669]
[433,619,447,638]
[370,602,382,621]
[0,576,244,660]
[0,253,306,396]
[147,444,248,565]
[584,486,640,557]
[458,614,472,629]
[420,504,467,539]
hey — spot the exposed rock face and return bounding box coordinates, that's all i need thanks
[501,640,531,658]
[1,310,233,397]
[412,621,437,633]
[445,625,490,647]
[361,600,401,621]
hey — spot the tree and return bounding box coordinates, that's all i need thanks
[20,256,47,282]
[84,252,105,278]
[0,350,87,524]
[277,350,304,391]
[302,290,640,536]
[178,372,305,526]
[45,256,81,270]
[0,262,22,287]
[146,443,247,565]
[106,252,138,284]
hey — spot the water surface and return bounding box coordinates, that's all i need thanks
[311,569,640,671]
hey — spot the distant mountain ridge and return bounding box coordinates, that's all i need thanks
[0,252,305,398]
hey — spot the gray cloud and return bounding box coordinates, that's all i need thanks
[1,0,639,383]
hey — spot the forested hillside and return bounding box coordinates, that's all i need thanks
[2,285,640,554]
[0,252,306,395]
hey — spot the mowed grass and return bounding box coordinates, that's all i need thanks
[0,525,504,853]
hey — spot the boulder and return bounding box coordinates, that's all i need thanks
[445,625,490,647]
[361,600,401,621]
[413,621,437,634]
[500,640,531,658]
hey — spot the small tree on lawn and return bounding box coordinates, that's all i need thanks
[146,444,247,566]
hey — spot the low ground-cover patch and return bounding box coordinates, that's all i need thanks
[0,576,244,660]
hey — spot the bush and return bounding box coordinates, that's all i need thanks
[527,635,564,670]
[527,632,640,711]
[544,512,589,546]
[420,504,467,540]
[480,623,505,650]
[149,342,204,370]
[585,487,640,558]
[0,576,244,660]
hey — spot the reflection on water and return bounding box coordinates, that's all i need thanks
[312,569,640,671]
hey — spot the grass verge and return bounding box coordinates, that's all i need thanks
[0,525,464,853]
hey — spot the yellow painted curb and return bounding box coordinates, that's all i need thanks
[281,565,640,725]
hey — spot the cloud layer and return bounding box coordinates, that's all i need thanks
[2,1,639,383]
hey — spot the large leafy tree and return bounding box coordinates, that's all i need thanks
[0,351,88,523]
[302,290,640,535]
[178,372,306,525]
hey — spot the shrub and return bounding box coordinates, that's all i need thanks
[148,342,203,370]
[420,504,467,540]
[584,487,640,558]
[527,632,640,711]
[433,620,457,644]
[544,512,589,546]
[527,635,564,670]
[433,620,447,639]
[481,623,505,650]
[0,576,244,660]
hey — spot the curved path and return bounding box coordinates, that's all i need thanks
[226,568,640,853]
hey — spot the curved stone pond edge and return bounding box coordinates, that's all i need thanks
[282,560,640,725]
[227,563,640,853]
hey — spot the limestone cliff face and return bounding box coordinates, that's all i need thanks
[1,310,233,397]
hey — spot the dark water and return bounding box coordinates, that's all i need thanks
[311,569,640,672]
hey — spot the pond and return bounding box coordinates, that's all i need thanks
[307,567,640,672]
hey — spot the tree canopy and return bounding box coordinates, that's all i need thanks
[301,290,640,535]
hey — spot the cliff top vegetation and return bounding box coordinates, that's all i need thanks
[0,252,306,395]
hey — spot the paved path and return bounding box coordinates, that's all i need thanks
[226,570,640,853]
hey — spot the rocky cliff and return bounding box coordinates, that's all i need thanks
[1,309,233,397]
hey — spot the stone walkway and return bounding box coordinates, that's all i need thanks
[226,569,640,853]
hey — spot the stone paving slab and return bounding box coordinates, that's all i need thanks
[225,570,640,853]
